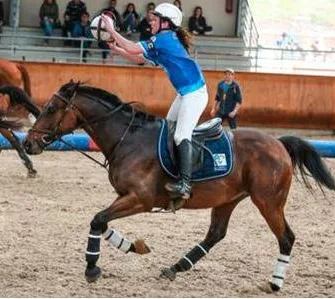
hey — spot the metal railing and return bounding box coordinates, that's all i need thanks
[237,0,259,49]
[1,32,335,75]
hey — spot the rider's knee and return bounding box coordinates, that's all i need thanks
[174,134,190,146]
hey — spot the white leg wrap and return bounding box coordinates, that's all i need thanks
[271,253,290,289]
[103,228,132,253]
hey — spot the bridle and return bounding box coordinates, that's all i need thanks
[29,89,136,171]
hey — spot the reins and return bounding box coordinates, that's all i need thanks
[29,90,137,173]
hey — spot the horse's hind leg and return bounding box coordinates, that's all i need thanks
[161,200,241,281]
[251,193,295,292]
[0,128,37,178]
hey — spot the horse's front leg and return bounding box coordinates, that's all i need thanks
[0,128,37,178]
[85,192,150,283]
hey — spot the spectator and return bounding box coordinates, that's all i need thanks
[211,68,242,130]
[137,5,154,41]
[173,0,182,11]
[139,2,155,20]
[276,32,296,50]
[188,6,213,36]
[121,3,139,36]
[39,0,60,45]
[98,0,122,62]
[173,0,186,26]
[99,0,122,31]
[62,0,87,45]
[72,11,92,62]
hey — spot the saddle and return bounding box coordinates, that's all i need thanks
[167,117,224,173]
[157,118,233,181]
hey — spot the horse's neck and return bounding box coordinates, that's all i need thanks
[79,105,132,157]
[82,108,160,161]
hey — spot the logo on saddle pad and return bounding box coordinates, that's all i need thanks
[213,153,228,170]
[157,119,234,182]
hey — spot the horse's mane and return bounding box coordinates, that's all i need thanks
[61,81,157,123]
[0,85,41,117]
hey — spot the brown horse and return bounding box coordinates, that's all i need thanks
[0,59,32,120]
[0,85,40,177]
[0,59,32,97]
[23,82,335,292]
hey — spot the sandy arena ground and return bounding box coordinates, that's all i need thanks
[0,136,334,297]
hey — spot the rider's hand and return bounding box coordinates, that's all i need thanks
[101,13,115,34]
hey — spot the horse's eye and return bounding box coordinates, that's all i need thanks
[46,104,57,114]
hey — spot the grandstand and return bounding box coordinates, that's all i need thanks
[0,0,334,75]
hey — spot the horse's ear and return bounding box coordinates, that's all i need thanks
[69,79,74,84]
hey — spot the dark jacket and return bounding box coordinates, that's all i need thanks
[39,2,59,21]
[188,16,211,34]
[215,80,242,115]
[137,17,152,41]
[65,0,87,22]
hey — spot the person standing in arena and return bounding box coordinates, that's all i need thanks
[211,68,242,129]
[101,3,208,209]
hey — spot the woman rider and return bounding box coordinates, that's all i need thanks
[101,3,208,208]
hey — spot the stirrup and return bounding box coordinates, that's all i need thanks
[167,197,186,213]
[165,181,191,199]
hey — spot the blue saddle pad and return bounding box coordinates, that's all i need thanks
[157,120,234,182]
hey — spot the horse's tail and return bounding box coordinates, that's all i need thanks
[279,135,335,191]
[16,63,32,97]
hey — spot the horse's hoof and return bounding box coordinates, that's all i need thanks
[27,170,37,178]
[85,266,101,283]
[269,282,280,292]
[257,281,280,293]
[134,239,151,255]
[160,267,176,281]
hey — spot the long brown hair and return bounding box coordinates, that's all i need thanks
[166,19,192,53]
[175,27,192,53]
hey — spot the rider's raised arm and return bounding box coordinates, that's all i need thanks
[107,42,147,65]
[102,14,143,55]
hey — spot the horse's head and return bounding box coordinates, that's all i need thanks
[24,81,81,155]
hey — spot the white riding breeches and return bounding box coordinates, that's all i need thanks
[166,85,208,146]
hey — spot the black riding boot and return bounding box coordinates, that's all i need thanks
[165,139,192,210]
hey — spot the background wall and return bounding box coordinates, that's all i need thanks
[18,0,237,36]
[22,62,335,130]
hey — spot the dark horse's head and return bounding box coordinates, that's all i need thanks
[24,81,84,155]
[24,80,144,155]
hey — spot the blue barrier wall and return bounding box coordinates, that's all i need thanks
[0,132,94,151]
[0,132,335,157]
